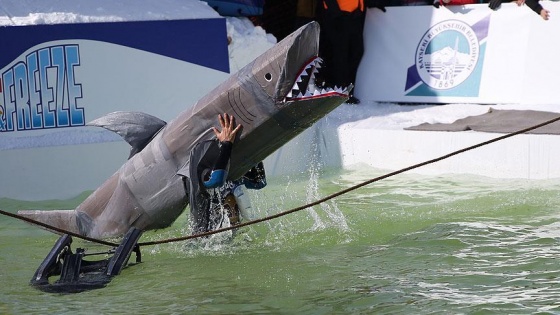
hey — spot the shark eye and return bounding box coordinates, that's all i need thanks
[264,73,272,82]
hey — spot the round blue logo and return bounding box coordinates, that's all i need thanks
[415,19,480,90]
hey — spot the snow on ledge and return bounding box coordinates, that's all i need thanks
[0,0,220,26]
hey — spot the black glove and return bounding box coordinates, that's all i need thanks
[433,0,441,7]
[365,0,387,12]
[488,0,502,10]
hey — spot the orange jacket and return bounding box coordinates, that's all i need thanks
[323,0,364,13]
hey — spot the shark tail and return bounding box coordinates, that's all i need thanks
[17,210,80,235]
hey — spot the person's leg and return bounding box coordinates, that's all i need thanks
[348,15,365,87]
[345,14,365,104]
[322,15,352,89]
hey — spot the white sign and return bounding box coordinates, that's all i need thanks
[356,2,560,104]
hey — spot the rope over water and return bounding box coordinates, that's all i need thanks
[2,114,560,248]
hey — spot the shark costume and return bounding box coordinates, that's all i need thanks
[18,22,350,239]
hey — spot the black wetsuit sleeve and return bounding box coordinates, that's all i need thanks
[214,141,233,171]
[202,141,233,189]
[524,0,543,15]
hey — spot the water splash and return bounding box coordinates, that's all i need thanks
[305,146,349,233]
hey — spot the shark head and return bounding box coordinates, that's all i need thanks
[225,21,350,179]
[249,21,349,107]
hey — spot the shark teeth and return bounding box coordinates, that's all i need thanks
[285,57,350,101]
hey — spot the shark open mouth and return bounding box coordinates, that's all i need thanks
[285,57,351,101]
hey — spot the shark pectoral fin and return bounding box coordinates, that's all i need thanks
[17,209,80,235]
[87,111,167,158]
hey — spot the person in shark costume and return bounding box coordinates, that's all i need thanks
[18,22,350,239]
[190,113,266,234]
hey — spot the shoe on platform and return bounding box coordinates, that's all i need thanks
[346,95,360,105]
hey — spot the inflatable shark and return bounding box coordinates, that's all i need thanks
[18,22,350,238]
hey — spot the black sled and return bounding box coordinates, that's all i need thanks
[30,227,142,293]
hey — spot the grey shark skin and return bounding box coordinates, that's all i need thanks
[18,22,350,239]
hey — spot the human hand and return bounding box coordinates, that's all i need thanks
[212,113,242,143]
[541,8,550,20]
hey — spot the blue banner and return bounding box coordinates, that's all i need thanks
[0,18,229,73]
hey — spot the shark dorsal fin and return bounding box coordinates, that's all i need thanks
[88,111,167,159]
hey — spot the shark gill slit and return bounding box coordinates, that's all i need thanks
[227,89,252,125]
[235,86,256,119]
[227,90,246,124]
